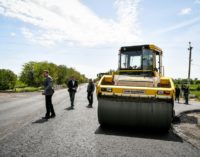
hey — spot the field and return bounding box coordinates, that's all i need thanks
[189,84,200,101]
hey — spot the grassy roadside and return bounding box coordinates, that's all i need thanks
[190,91,200,101]
[1,84,67,93]
[189,84,200,101]
[14,87,43,92]
[175,83,200,101]
[1,87,43,93]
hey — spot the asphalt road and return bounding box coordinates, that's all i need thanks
[0,84,200,157]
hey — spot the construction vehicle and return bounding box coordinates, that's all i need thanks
[96,44,175,130]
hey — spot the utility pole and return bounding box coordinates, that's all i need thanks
[187,41,193,86]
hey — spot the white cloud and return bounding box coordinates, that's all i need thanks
[10,32,16,36]
[179,8,191,15]
[21,28,55,46]
[155,16,200,35]
[195,0,200,4]
[0,5,5,14]
[0,0,141,47]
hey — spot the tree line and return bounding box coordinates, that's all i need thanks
[173,78,200,85]
[0,61,88,90]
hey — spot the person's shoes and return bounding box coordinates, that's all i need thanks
[71,106,74,109]
[50,114,56,118]
[87,104,92,108]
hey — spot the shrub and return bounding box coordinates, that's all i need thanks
[196,85,200,91]
[0,69,17,90]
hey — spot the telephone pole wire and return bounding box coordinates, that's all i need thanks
[188,41,193,85]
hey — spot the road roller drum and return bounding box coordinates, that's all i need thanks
[98,96,173,129]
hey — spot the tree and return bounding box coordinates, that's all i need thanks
[65,67,88,83]
[0,69,17,90]
[20,61,59,86]
[20,61,88,87]
[57,65,68,85]
[196,80,200,84]
[20,61,36,86]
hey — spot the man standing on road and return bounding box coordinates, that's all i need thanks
[87,79,95,108]
[183,85,189,104]
[67,76,78,109]
[42,70,56,119]
[175,85,180,103]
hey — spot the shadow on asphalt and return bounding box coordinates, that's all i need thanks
[65,106,74,111]
[95,126,183,142]
[177,102,194,105]
[32,118,48,124]
[172,116,181,124]
[86,106,93,109]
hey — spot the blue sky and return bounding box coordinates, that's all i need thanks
[0,0,200,79]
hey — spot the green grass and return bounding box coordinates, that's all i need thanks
[190,91,200,101]
[189,84,200,101]
[190,84,200,91]
[15,80,27,88]
[14,87,43,92]
[175,83,200,101]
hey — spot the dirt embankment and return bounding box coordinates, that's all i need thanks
[174,112,200,149]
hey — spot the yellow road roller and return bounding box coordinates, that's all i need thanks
[96,44,175,130]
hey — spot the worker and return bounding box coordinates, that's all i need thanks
[183,85,189,104]
[67,76,78,109]
[175,85,180,103]
[87,79,95,108]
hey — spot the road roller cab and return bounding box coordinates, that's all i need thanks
[96,44,175,130]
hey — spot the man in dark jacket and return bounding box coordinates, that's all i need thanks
[67,76,78,109]
[42,70,55,119]
[183,85,189,104]
[87,79,95,108]
[175,85,180,103]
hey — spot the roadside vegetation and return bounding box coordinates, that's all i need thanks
[174,78,200,101]
[0,69,17,90]
[0,61,88,92]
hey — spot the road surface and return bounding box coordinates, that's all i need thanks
[0,84,200,157]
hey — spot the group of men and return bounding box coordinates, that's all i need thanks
[42,70,95,119]
[36,70,192,119]
[175,84,189,104]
